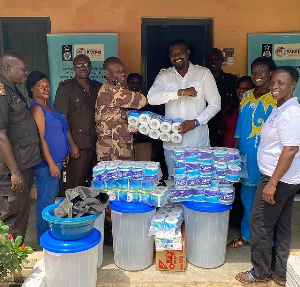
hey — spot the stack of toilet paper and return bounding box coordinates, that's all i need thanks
[127,110,183,143]
[149,203,184,251]
[169,147,241,205]
[92,160,169,207]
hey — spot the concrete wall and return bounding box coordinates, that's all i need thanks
[1,0,300,77]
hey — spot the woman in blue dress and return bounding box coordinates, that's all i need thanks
[228,57,277,248]
[26,71,70,241]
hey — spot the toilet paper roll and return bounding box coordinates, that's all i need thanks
[127,114,140,126]
[92,161,107,176]
[152,214,165,229]
[150,188,166,207]
[139,124,150,135]
[160,132,171,142]
[149,114,162,130]
[160,117,173,133]
[145,163,159,176]
[149,129,161,139]
[164,216,178,230]
[128,125,138,132]
[171,118,183,132]
[139,111,152,125]
[168,211,182,219]
[170,133,182,143]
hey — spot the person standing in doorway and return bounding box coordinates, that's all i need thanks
[0,51,42,239]
[147,39,221,179]
[127,73,143,93]
[54,54,102,189]
[206,48,237,147]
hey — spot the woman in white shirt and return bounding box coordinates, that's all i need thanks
[236,66,300,286]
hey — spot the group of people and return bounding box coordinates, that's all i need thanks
[0,37,299,286]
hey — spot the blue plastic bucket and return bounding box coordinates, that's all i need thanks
[41,229,101,287]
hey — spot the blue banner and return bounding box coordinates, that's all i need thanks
[248,33,300,101]
[47,33,118,102]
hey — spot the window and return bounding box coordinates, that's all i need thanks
[0,17,51,99]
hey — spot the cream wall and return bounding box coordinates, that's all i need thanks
[1,0,300,77]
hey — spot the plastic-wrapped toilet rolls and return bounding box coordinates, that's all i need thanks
[127,110,183,144]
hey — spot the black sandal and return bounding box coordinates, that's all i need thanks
[271,276,286,286]
[235,271,270,284]
[228,237,251,248]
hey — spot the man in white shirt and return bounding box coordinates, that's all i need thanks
[147,39,221,179]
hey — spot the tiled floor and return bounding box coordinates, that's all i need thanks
[24,199,300,286]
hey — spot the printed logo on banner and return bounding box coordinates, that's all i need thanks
[76,47,86,55]
[74,44,104,61]
[275,46,286,57]
[274,44,300,60]
[262,44,273,58]
[62,45,73,61]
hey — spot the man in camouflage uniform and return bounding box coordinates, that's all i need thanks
[95,57,147,245]
[54,54,102,189]
[0,51,42,239]
[95,57,147,161]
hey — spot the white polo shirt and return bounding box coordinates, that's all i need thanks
[257,97,300,184]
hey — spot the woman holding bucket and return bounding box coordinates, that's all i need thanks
[26,71,70,241]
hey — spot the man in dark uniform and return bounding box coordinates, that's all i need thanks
[206,48,237,147]
[0,51,42,239]
[54,54,102,189]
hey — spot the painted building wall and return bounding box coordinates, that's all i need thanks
[1,0,300,77]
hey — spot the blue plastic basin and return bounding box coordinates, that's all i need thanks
[42,202,100,241]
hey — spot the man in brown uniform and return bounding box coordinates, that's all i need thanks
[95,57,147,161]
[0,51,42,239]
[95,57,147,245]
[54,55,102,189]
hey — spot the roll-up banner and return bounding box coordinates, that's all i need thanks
[47,33,118,102]
[248,33,300,101]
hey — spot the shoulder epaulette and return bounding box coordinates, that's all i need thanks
[59,79,73,86]
[0,83,6,96]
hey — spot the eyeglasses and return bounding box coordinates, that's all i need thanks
[74,62,91,68]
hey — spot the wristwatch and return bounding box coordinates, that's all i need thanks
[195,120,200,126]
